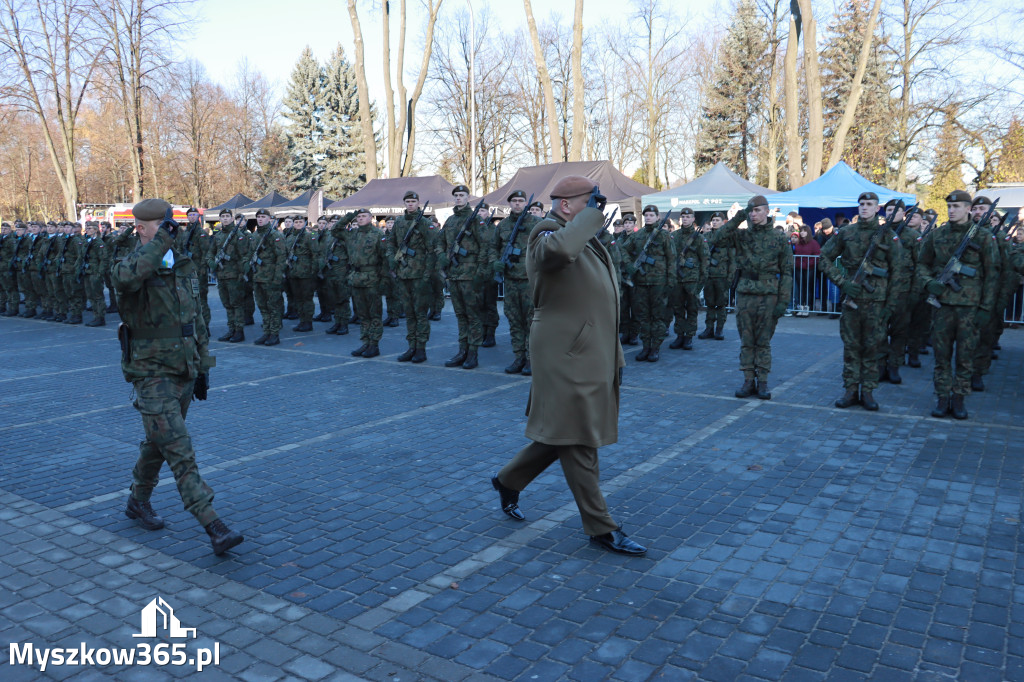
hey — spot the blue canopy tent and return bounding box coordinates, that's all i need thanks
[768,162,916,225]
[641,162,776,216]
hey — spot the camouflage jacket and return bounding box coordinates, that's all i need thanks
[622,223,676,287]
[111,228,214,383]
[2,233,23,271]
[819,217,903,305]
[706,230,733,279]
[915,219,999,310]
[283,227,320,279]
[36,233,59,276]
[440,206,496,281]
[337,219,388,288]
[894,225,921,296]
[249,224,287,284]
[108,229,139,270]
[58,234,85,274]
[996,236,1018,305]
[598,230,623,288]
[710,213,793,297]
[387,210,440,280]
[177,222,210,274]
[210,226,251,280]
[81,236,108,279]
[672,226,709,284]
[493,211,539,281]
[318,227,348,281]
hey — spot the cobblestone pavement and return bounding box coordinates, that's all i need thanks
[1,296,1023,681]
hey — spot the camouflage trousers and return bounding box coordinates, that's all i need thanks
[620,286,639,337]
[253,281,283,334]
[502,278,533,357]
[398,277,432,348]
[906,294,932,354]
[105,271,117,311]
[932,305,980,396]
[633,284,669,347]
[46,272,62,313]
[973,305,1005,376]
[85,274,106,321]
[322,274,352,324]
[669,281,702,338]
[289,277,316,324]
[217,277,247,332]
[130,376,218,527]
[60,273,84,317]
[0,270,17,310]
[244,279,255,319]
[21,270,40,311]
[352,285,383,343]
[878,292,911,367]
[703,277,729,329]
[197,269,210,328]
[430,271,445,315]
[449,279,484,349]
[839,302,887,390]
[480,281,499,333]
[384,276,404,317]
[735,293,780,377]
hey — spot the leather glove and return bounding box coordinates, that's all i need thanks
[344,211,358,222]
[193,373,209,401]
[159,206,179,238]
[926,279,946,297]
[773,302,787,319]
[586,186,607,211]
[975,309,991,327]
[841,280,863,298]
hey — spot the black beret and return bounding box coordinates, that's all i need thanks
[132,198,172,221]
[452,184,470,195]
[924,208,938,216]
[885,199,905,211]
[186,206,199,214]
[622,212,636,221]
[678,207,694,215]
[507,189,527,201]
[972,195,993,207]
[747,195,769,209]
[293,215,307,221]
[642,205,659,215]
[403,191,419,201]
[946,190,972,204]
[477,201,490,211]
[857,192,879,202]
[219,209,233,216]
[529,201,544,211]
[710,212,725,220]
[255,208,271,217]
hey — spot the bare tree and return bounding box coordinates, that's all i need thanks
[0,0,102,217]
[347,0,378,181]
[523,0,560,163]
[567,0,585,161]
[783,0,825,188]
[826,0,882,168]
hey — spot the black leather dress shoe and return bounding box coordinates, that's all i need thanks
[590,529,646,556]
[491,476,525,521]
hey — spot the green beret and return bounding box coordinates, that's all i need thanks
[507,189,527,201]
[132,198,172,221]
[452,185,470,195]
[404,191,419,201]
[972,195,992,207]
[747,195,769,209]
[642,205,659,215]
[678,207,694,216]
[857,192,879,202]
[946,190,972,204]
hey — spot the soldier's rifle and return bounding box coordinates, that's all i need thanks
[675,215,707,281]
[318,232,343,281]
[8,234,23,274]
[39,234,58,277]
[245,218,279,282]
[623,210,675,288]
[594,206,619,239]
[181,221,202,260]
[396,200,432,262]
[926,198,999,309]
[443,199,487,273]
[77,238,95,284]
[22,236,36,274]
[283,227,308,276]
[916,213,939,242]
[212,224,242,272]
[56,232,73,269]
[494,193,534,284]
[842,216,894,311]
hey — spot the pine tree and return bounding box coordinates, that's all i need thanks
[996,118,1024,183]
[924,109,966,214]
[693,0,764,178]
[282,46,325,192]
[819,0,896,184]
[321,45,365,198]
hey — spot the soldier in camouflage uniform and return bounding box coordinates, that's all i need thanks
[478,209,501,348]
[709,195,793,399]
[441,186,496,370]
[210,210,251,342]
[428,214,445,321]
[668,207,709,350]
[36,221,61,320]
[19,222,44,317]
[699,212,732,340]
[58,221,86,324]
[493,190,540,374]
[342,209,388,357]
[177,209,211,329]
[904,209,933,367]
[113,198,242,556]
[279,216,298,320]
[82,221,109,326]
[381,216,403,326]
[622,205,676,362]
[969,197,1013,392]
[0,222,18,315]
[282,215,320,332]
[819,192,902,411]
[312,216,336,322]
[614,214,638,344]
[249,208,287,346]
[318,215,350,335]
[386,191,440,362]
[237,214,256,326]
[876,200,919,385]
[915,190,999,419]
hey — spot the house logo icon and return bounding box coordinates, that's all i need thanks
[132,597,197,639]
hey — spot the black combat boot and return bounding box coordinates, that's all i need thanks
[931,396,950,418]
[877,360,888,383]
[482,329,496,348]
[217,330,234,342]
[384,316,400,327]
[361,343,380,358]
[335,323,348,335]
[68,314,83,324]
[735,376,757,399]
[349,313,359,324]
[85,316,105,327]
[263,333,280,346]
[970,374,985,392]
[52,312,65,322]
[462,349,479,369]
[669,335,685,349]
[313,311,332,322]
[491,475,525,521]
[505,355,526,374]
[283,308,298,320]
[681,335,693,350]
[253,334,268,345]
[228,330,244,343]
[397,347,416,362]
[41,309,54,320]
[860,389,879,411]
[351,343,369,356]
[411,348,427,363]
[293,321,313,332]
[445,345,468,367]
[626,334,639,346]
[697,327,714,340]
[886,364,902,384]
[106,303,118,314]
[326,322,341,334]
[756,376,771,400]
[204,519,243,555]
[835,387,859,408]
[521,358,531,376]
[714,322,726,340]
[619,332,630,345]
[907,350,921,368]
[647,344,661,362]
[245,314,255,326]
[636,344,651,362]
[125,495,165,530]
[950,394,968,420]
[429,310,442,321]
[20,308,36,318]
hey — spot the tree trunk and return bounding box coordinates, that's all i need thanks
[800,0,823,180]
[400,0,441,177]
[346,0,378,180]
[523,0,560,163]
[381,0,397,176]
[784,13,802,188]
[827,0,882,169]
[568,0,585,161]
